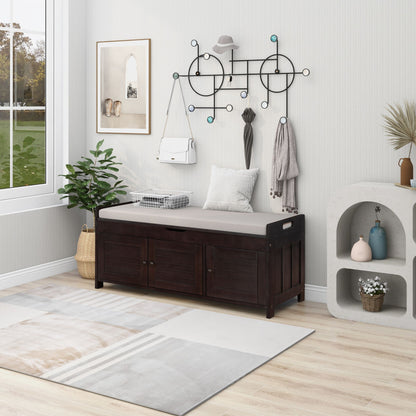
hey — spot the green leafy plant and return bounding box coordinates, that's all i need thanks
[58,140,127,223]
[383,102,416,158]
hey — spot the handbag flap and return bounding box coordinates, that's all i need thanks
[160,138,192,154]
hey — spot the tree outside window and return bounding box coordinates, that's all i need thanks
[0,1,46,190]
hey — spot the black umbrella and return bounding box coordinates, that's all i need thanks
[242,107,256,169]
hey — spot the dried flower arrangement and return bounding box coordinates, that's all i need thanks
[358,276,388,296]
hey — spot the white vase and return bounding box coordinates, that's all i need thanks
[351,235,372,262]
[114,100,122,117]
[104,98,113,117]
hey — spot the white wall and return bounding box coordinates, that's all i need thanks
[68,0,87,163]
[85,0,416,287]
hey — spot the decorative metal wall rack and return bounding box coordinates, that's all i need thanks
[172,34,310,124]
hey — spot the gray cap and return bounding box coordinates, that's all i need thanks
[212,35,239,54]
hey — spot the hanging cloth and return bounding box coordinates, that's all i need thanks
[270,118,299,213]
[241,107,256,169]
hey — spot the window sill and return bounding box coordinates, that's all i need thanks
[0,193,67,216]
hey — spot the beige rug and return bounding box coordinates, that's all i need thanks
[0,284,314,415]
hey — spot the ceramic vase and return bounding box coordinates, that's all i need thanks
[114,100,122,117]
[351,235,372,262]
[104,98,113,117]
[368,220,387,260]
[398,157,413,186]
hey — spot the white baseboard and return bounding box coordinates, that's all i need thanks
[0,260,328,304]
[305,283,327,303]
[0,257,77,290]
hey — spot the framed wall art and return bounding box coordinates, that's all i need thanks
[96,39,151,134]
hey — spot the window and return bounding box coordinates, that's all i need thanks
[0,0,68,214]
[125,54,138,99]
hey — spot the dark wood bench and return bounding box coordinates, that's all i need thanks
[95,203,305,318]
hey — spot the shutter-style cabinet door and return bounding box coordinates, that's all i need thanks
[148,239,203,295]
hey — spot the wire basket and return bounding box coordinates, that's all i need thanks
[130,189,192,209]
[360,293,384,312]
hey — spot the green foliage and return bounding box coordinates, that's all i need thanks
[58,140,127,215]
[13,135,45,186]
[0,23,45,107]
[0,133,45,188]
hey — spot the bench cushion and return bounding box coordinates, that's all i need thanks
[98,205,295,236]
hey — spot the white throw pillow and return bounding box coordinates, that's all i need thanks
[203,166,259,212]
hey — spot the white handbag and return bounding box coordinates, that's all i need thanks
[159,137,196,164]
[158,78,196,165]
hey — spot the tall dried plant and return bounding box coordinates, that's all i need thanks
[383,102,416,158]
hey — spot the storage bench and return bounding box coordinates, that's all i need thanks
[95,203,305,318]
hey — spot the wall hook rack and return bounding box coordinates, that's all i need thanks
[172,34,310,124]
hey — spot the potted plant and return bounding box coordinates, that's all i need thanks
[358,276,388,312]
[382,102,416,186]
[58,139,127,279]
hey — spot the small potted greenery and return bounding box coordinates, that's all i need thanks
[358,276,388,312]
[58,139,127,279]
[383,102,416,186]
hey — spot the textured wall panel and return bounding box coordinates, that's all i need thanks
[85,0,416,286]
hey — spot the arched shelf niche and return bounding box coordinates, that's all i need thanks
[336,268,407,315]
[336,201,405,262]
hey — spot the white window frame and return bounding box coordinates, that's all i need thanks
[0,0,68,215]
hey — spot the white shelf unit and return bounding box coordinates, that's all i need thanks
[327,182,416,330]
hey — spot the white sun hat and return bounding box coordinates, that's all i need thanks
[212,35,239,54]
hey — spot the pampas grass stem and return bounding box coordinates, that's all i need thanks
[383,102,416,157]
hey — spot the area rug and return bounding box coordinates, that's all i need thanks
[0,285,314,415]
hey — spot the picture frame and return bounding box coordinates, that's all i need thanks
[96,39,151,135]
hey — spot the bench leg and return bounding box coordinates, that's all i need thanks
[95,280,103,289]
[266,302,275,319]
[297,290,305,302]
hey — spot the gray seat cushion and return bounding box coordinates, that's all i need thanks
[98,205,296,236]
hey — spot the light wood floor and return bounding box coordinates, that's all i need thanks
[0,271,415,416]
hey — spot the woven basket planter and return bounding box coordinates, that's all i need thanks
[360,293,384,312]
[74,225,95,279]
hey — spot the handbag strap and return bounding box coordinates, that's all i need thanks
[161,78,194,139]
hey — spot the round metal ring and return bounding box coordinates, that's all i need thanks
[259,54,295,94]
[187,54,225,97]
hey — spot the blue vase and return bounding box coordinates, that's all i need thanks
[368,220,387,259]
